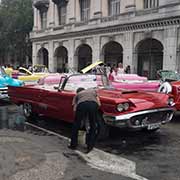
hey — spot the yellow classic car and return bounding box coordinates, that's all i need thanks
[14,65,49,83]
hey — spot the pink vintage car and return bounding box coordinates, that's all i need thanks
[38,73,160,92]
[111,74,160,91]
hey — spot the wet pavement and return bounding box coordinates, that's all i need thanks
[97,117,180,180]
[0,104,136,180]
[0,104,180,180]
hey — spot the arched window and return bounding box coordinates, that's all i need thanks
[80,0,90,21]
[109,0,121,16]
[144,0,159,9]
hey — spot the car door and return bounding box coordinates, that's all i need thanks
[41,89,75,123]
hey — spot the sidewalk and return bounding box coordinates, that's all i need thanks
[0,129,137,180]
[0,104,143,180]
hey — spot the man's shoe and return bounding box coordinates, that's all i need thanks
[68,145,77,150]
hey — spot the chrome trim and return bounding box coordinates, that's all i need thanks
[103,108,174,121]
[0,87,8,90]
[103,107,175,128]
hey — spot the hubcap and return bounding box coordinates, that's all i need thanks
[23,103,32,117]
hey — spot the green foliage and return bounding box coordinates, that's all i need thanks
[0,0,33,65]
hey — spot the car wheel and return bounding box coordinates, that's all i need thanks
[23,103,32,118]
[97,114,110,140]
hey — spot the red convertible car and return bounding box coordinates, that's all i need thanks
[8,73,175,137]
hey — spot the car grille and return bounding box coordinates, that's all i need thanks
[130,110,172,127]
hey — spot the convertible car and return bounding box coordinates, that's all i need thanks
[8,73,175,137]
[38,73,160,92]
[12,65,49,83]
[111,74,160,91]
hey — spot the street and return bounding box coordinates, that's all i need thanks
[0,104,180,180]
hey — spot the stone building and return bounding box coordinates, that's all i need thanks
[30,0,180,79]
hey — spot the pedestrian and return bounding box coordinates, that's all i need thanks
[69,87,101,153]
[125,65,131,74]
[108,67,115,81]
[117,62,125,74]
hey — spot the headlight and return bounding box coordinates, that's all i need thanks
[167,97,175,106]
[117,103,130,112]
[124,103,129,110]
[117,104,124,112]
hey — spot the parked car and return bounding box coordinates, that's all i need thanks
[38,72,160,92]
[157,70,180,82]
[0,66,24,99]
[110,74,160,91]
[8,73,175,137]
[12,65,49,83]
[156,70,180,110]
[81,60,160,91]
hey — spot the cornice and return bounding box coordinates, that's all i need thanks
[31,16,180,42]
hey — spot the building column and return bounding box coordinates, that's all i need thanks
[48,1,55,27]
[75,0,81,21]
[163,27,177,71]
[102,0,108,17]
[123,32,134,73]
[93,36,101,63]
[67,0,76,23]
[125,0,136,12]
[48,41,55,72]
[91,0,102,18]
[54,4,59,26]
[37,10,41,30]
[32,43,38,66]
[68,39,76,71]
[33,8,38,31]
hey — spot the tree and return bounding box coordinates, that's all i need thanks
[0,0,33,67]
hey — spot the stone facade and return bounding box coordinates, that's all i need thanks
[30,0,180,79]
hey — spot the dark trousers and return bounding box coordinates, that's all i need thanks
[70,101,99,149]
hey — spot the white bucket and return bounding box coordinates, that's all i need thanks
[78,130,86,146]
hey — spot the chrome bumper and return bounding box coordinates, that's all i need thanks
[103,107,175,129]
[0,87,9,99]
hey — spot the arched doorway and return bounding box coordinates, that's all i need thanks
[77,44,92,71]
[37,48,49,68]
[102,41,123,67]
[137,38,163,79]
[54,46,68,72]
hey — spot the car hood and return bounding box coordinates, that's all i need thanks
[98,88,169,109]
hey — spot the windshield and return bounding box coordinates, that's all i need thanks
[63,74,109,91]
[159,70,180,81]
